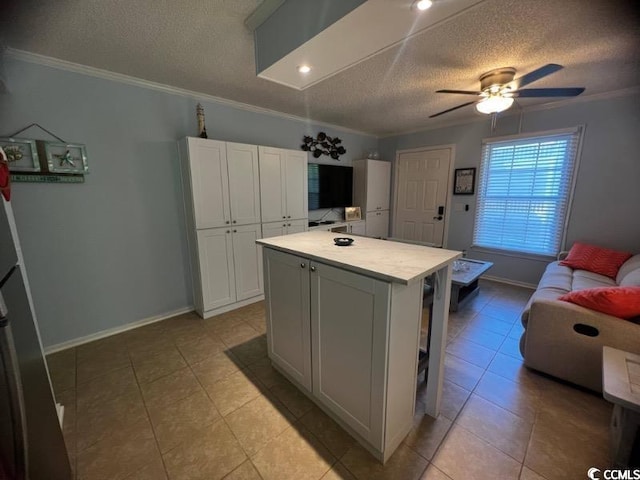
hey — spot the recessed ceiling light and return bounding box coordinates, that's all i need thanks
[415,0,433,11]
[297,65,312,74]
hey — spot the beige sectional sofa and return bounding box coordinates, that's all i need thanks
[520,254,640,392]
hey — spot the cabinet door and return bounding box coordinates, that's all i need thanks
[232,224,263,301]
[310,261,389,448]
[227,143,261,226]
[349,221,366,236]
[188,138,230,229]
[366,210,389,238]
[286,219,308,235]
[263,249,312,391]
[261,222,287,238]
[284,150,308,221]
[197,228,236,312]
[259,147,286,223]
[367,160,391,212]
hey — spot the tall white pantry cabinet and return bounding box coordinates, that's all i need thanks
[353,159,391,238]
[179,137,308,318]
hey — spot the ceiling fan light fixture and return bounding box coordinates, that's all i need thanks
[415,0,433,11]
[475,95,514,114]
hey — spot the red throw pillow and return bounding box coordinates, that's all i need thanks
[560,242,632,279]
[559,287,640,319]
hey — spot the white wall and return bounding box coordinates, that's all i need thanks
[0,56,377,347]
[380,91,640,286]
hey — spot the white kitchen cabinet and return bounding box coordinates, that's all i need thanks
[366,210,389,238]
[231,224,263,301]
[353,159,391,238]
[227,142,261,226]
[179,137,264,318]
[263,249,312,391]
[194,225,263,314]
[259,147,308,223]
[196,228,236,312]
[182,138,230,229]
[353,159,391,212]
[348,220,366,235]
[261,244,432,462]
[310,261,390,448]
[180,138,260,228]
[262,219,308,238]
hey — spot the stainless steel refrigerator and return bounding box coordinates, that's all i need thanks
[0,196,72,479]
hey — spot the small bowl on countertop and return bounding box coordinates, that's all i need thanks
[333,237,354,247]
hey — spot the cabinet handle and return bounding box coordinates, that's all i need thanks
[233,229,237,233]
[282,224,286,227]
[287,215,291,218]
[282,216,286,219]
[232,220,236,224]
[300,263,306,268]
[225,221,230,224]
[376,212,381,216]
[310,266,316,272]
[226,230,230,233]
[288,223,291,226]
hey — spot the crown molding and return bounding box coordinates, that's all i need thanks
[380,85,640,138]
[5,48,376,138]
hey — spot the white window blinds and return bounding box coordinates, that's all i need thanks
[472,128,581,256]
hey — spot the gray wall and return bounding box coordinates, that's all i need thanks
[379,92,640,286]
[0,57,376,347]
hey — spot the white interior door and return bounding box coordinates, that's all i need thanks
[393,148,451,246]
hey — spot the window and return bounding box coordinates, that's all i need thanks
[472,128,582,257]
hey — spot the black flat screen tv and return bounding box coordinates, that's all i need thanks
[308,163,353,210]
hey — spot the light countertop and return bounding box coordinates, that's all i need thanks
[257,231,462,284]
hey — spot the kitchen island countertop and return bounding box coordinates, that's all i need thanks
[256,231,461,285]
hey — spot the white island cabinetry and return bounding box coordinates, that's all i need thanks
[259,231,460,463]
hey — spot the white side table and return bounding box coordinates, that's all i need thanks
[602,346,640,468]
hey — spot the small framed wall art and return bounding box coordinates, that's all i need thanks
[453,167,476,195]
[345,206,362,221]
[0,137,40,172]
[45,143,89,174]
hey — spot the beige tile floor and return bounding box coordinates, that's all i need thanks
[46,280,613,480]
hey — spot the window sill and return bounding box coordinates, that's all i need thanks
[470,246,556,263]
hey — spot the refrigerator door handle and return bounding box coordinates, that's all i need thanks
[0,316,29,480]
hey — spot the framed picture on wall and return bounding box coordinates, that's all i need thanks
[0,137,41,172]
[453,168,476,195]
[45,143,89,174]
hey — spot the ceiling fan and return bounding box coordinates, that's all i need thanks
[430,64,585,118]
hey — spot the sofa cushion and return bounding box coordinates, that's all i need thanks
[537,262,573,291]
[559,286,640,320]
[617,254,640,284]
[572,269,616,291]
[560,242,632,279]
[620,269,640,287]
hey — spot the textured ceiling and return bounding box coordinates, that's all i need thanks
[2,0,639,136]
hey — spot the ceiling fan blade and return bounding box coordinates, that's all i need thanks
[512,87,585,98]
[429,101,476,118]
[436,89,482,95]
[514,64,563,88]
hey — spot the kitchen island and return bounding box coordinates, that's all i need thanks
[256,231,461,463]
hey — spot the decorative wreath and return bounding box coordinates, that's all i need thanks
[301,132,346,160]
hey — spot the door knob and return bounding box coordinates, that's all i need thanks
[433,216,443,220]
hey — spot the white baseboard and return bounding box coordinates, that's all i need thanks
[44,305,194,354]
[482,275,537,290]
[200,295,264,319]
